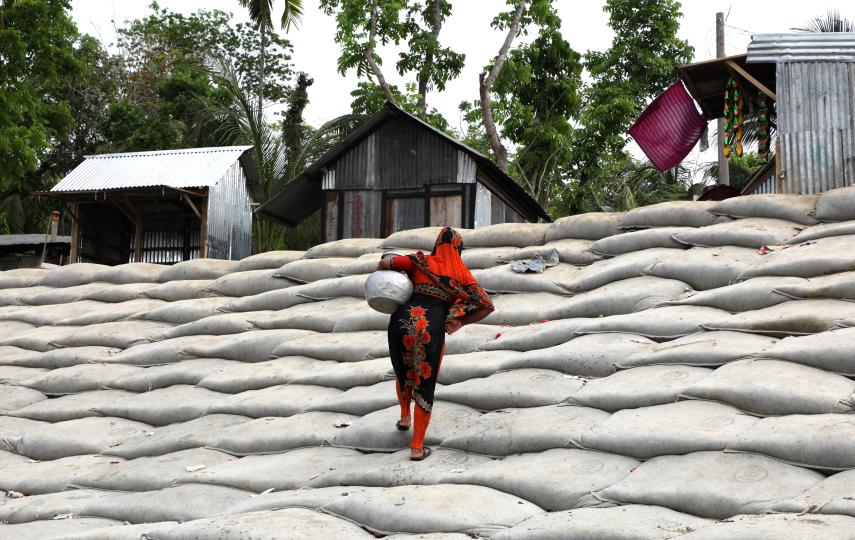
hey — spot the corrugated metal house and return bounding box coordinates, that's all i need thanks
[41,146,260,265]
[256,102,550,241]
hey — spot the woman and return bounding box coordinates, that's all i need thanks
[376,227,494,461]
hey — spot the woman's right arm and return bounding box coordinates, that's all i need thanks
[377,258,392,271]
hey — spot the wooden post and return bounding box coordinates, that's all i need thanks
[199,195,209,258]
[68,203,79,264]
[775,138,783,194]
[716,12,730,186]
[133,203,143,263]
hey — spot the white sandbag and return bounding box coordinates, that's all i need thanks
[435,369,583,411]
[473,264,578,295]
[558,248,680,293]
[575,305,730,341]
[133,297,232,325]
[274,257,355,283]
[364,270,414,314]
[0,518,127,539]
[710,194,819,225]
[103,414,249,459]
[493,504,714,540]
[0,299,106,326]
[207,384,341,418]
[236,250,304,271]
[81,282,160,303]
[0,345,35,366]
[270,330,388,362]
[438,351,522,385]
[382,227,446,250]
[205,269,298,297]
[495,240,602,267]
[0,268,48,289]
[0,488,115,524]
[16,416,152,460]
[206,411,360,456]
[143,279,217,301]
[92,263,166,284]
[304,237,384,258]
[441,405,610,457]
[0,383,45,413]
[219,285,315,312]
[669,276,802,312]
[739,235,855,279]
[465,223,550,248]
[582,401,759,460]
[296,274,368,299]
[48,321,174,350]
[676,513,855,540]
[160,310,276,339]
[543,277,692,320]
[545,212,623,242]
[566,365,713,412]
[0,416,46,452]
[196,356,334,393]
[448,448,638,512]
[726,413,855,471]
[756,327,855,375]
[335,252,387,277]
[58,298,166,326]
[9,389,136,422]
[680,358,855,416]
[70,447,232,491]
[40,263,110,287]
[230,484,542,537]
[332,402,481,452]
[787,220,855,243]
[180,446,364,492]
[673,218,803,249]
[773,270,855,301]
[25,281,111,305]
[621,201,722,229]
[479,319,586,352]
[110,358,239,392]
[701,299,855,336]
[20,363,142,395]
[814,185,855,222]
[591,227,691,257]
[0,285,53,307]
[158,259,237,281]
[503,334,656,377]
[594,451,824,519]
[0,365,45,383]
[94,385,229,426]
[111,335,215,366]
[644,246,762,290]
[308,380,398,415]
[770,469,855,518]
[183,329,314,362]
[461,246,515,269]
[484,293,568,326]
[0,454,123,494]
[618,331,778,369]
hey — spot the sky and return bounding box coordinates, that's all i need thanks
[69,0,853,173]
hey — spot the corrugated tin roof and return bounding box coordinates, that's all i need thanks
[50,146,253,192]
[748,32,855,63]
[0,234,71,247]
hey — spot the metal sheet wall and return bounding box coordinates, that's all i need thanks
[778,61,855,194]
[207,161,252,260]
[341,190,382,238]
[333,133,375,189]
[374,116,457,189]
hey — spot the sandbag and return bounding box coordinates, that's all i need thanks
[143,279,217,302]
[565,365,712,412]
[272,300,388,333]
[441,405,610,456]
[493,505,714,540]
[40,263,110,287]
[437,350,523,385]
[218,284,315,312]
[465,223,550,248]
[20,363,143,395]
[594,451,824,519]
[770,469,855,518]
[756,327,855,375]
[182,328,314,362]
[726,413,855,471]
[676,513,855,540]
[673,218,803,249]
[296,274,368,299]
[0,383,45,413]
[497,239,602,266]
[680,358,855,416]
[620,201,721,229]
[545,212,623,242]
[46,321,173,350]
[304,237,384,258]
[618,331,777,369]
[574,305,730,341]
[0,299,107,326]
[773,270,855,301]
[332,402,481,452]
[739,235,855,279]
[814,184,855,222]
[558,248,680,293]
[24,281,111,306]
[57,298,166,326]
[308,380,398,415]
[110,358,240,392]
[9,389,137,422]
[701,299,855,336]
[235,250,304,271]
[0,488,115,524]
[0,518,126,539]
[478,319,587,352]
[335,252,387,277]
[158,259,237,281]
[582,400,759,460]
[288,357,394,388]
[644,246,762,291]
[382,227,447,250]
[473,264,578,295]
[94,385,229,425]
[709,194,819,225]
[133,297,232,325]
[196,356,341,393]
[501,333,656,377]
[81,282,160,303]
[159,311,277,339]
[591,227,691,257]
[787,220,855,243]
[669,276,802,312]
[542,277,691,320]
[461,246,515,269]
[92,263,166,284]
[0,345,35,366]
[0,286,53,307]
[16,416,152,460]
[0,454,123,495]
[0,416,46,452]
[484,293,569,326]
[0,268,48,289]
[70,447,233,492]
[448,448,638,512]
[0,365,44,383]
[270,330,389,361]
[0,346,119,369]
[103,414,249,459]
[206,411,360,456]
[111,335,214,366]
[204,269,298,297]
[434,369,583,411]
[206,384,341,418]
[274,257,355,283]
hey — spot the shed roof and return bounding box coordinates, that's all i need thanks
[256,102,551,226]
[678,54,776,119]
[0,234,71,247]
[748,32,855,63]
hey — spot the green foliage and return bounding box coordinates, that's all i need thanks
[793,9,855,32]
[701,152,770,191]
[239,0,304,31]
[350,81,450,131]
[397,1,465,98]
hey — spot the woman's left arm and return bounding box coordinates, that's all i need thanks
[446,305,494,334]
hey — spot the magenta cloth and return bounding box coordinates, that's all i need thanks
[629,81,707,172]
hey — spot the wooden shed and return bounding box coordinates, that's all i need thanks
[256,102,550,241]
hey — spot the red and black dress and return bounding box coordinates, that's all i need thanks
[387,227,493,450]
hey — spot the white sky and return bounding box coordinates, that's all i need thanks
[70,0,853,173]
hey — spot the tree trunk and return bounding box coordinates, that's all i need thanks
[417,0,443,115]
[480,0,527,172]
[258,23,266,126]
[366,0,397,104]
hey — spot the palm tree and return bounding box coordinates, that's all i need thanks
[238,0,304,123]
[793,9,855,32]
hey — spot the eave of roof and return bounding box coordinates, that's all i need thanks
[678,54,776,120]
